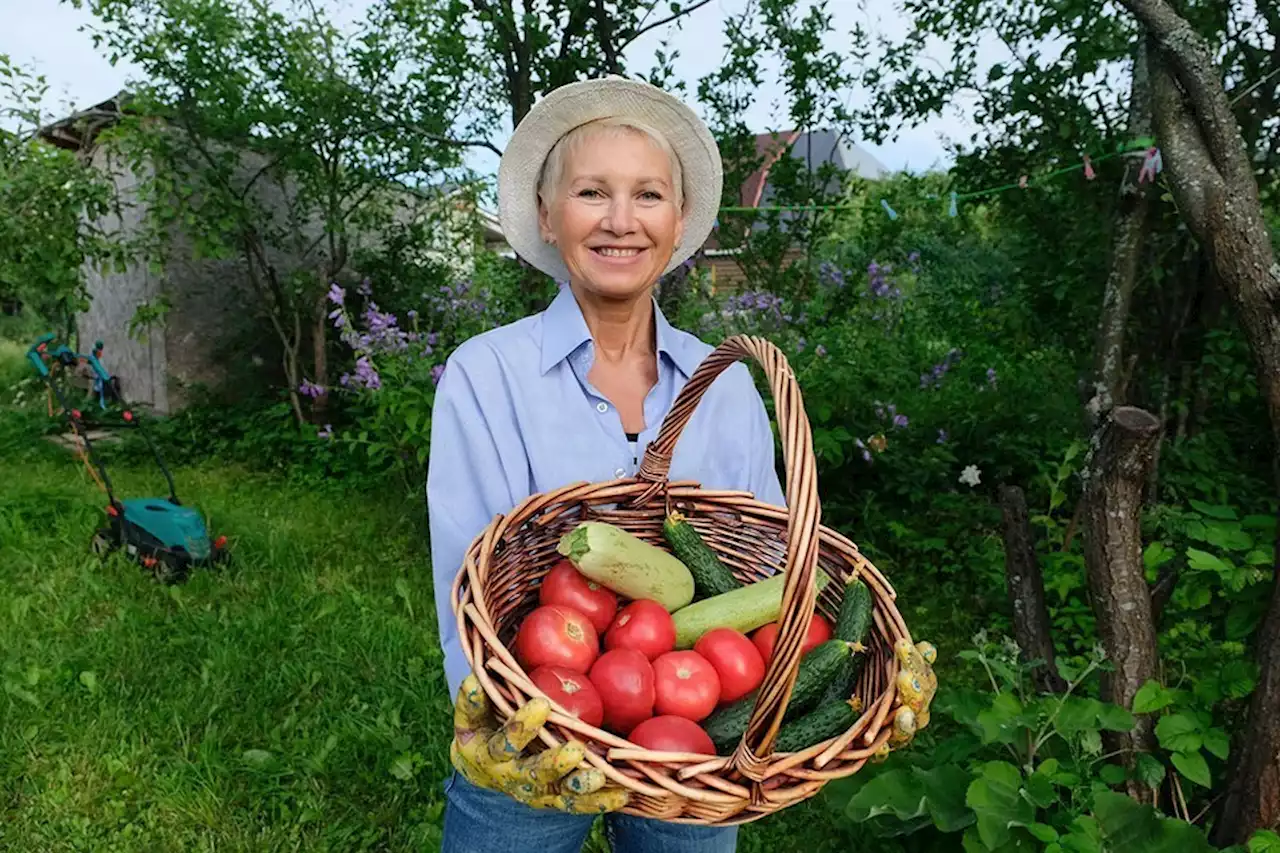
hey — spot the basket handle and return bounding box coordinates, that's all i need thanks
[635,333,822,779]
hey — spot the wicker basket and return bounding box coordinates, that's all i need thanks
[450,334,914,825]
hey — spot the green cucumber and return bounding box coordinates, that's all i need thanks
[774,698,863,752]
[671,571,831,649]
[662,511,741,600]
[557,522,694,612]
[703,639,855,753]
[818,577,874,706]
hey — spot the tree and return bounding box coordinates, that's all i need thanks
[1113,0,1280,839]
[0,54,121,336]
[842,0,1280,833]
[72,0,475,422]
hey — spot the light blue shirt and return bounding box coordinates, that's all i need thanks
[427,284,787,699]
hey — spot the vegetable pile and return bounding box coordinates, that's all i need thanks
[510,515,874,757]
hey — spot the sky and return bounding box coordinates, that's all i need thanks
[2,0,979,180]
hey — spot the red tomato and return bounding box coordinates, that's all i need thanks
[694,628,766,703]
[588,648,656,734]
[515,605,599,674]
[752,615,832,663]
[653,651,721,721]
[605,600,676,661]
[539,559,618,635]
[628,715,716,755]
[530,665,604,728]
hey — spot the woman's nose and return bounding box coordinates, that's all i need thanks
[602,197,637,233]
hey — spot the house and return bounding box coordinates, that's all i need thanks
[697,128,888,292]
[37,92,503,414]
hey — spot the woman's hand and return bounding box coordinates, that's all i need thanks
[450,674,630,814]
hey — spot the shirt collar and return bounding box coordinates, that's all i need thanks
[539,284,701,378]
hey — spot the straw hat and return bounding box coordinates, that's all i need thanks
[497,75,723,283]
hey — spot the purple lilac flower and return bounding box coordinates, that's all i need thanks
[937,429,948,444]
[317,424,333,440]
[342,356,381,391]
[892,413,909,428]
[407,309,418,321]
[815,344,827,357]
[854,437,872,463]
[818,261,846,288]
[921,348,966,390]
[796,337,807,352]
[432,279,490,317]
[327,283,345,305]
[361,302,411,354]
[357,278,372,297]
[986,367,998,387]
[298,379,325,399]
[431,364,446,385]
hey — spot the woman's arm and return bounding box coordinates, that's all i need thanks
[427,348,527,700]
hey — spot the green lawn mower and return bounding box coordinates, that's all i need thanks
[27,332,230,583]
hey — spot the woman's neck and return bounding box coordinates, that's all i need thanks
[572,284,655,365]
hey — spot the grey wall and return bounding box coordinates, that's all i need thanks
[78,145,169,412]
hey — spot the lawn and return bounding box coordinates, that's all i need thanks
[0,416,861,851]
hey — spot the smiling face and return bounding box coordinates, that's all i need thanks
[537,121,685,301]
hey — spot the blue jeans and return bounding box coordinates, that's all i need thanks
[441,771,739,852]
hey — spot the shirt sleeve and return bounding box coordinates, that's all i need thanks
[427,347,528,701]
[744,372,787,509]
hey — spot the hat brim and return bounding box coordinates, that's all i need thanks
[497,77,723,283]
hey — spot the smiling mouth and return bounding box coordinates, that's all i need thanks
[592,247,645,258]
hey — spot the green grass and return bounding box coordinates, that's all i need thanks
[0,424,873,852]
[1,444,455,851]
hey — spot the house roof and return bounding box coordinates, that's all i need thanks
[36,91,130,151]
[704,127,888,251]
[743,128,888,208]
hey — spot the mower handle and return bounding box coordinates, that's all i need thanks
[25,333,112,383]
[26,333,57,377]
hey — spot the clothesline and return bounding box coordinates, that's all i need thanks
[715,135,1159,215]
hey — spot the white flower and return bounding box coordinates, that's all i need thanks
[959,464,982,488]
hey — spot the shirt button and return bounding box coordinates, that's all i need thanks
[596,402,609,413]
[614,467,626,478]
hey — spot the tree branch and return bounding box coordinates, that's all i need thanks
[617,0,715,52]
[1146,44,1219,235]
[593,0,621,74]
[1115,0,1255,191]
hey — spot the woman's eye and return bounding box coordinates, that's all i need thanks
[577,188,602,198]
[640,190,663,201]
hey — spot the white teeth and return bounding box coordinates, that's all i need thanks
[596,248,641,257]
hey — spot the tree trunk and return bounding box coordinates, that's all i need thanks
[1083,405,1162,805]
[1113,0,1280,835]
[310,274,331,419]
[1088,41,1155,426]
[999,485,1068,694]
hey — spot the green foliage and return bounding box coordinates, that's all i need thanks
[301,251,546,490]
[0,55,122,331]
[822,635,1253,851]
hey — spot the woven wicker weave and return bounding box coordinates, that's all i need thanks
[450,334,913,825]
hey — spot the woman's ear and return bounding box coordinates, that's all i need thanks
[537,195,555,244]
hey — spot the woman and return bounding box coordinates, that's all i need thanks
[427,76,787,852]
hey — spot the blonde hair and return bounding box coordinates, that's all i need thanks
[537,117,684,211]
